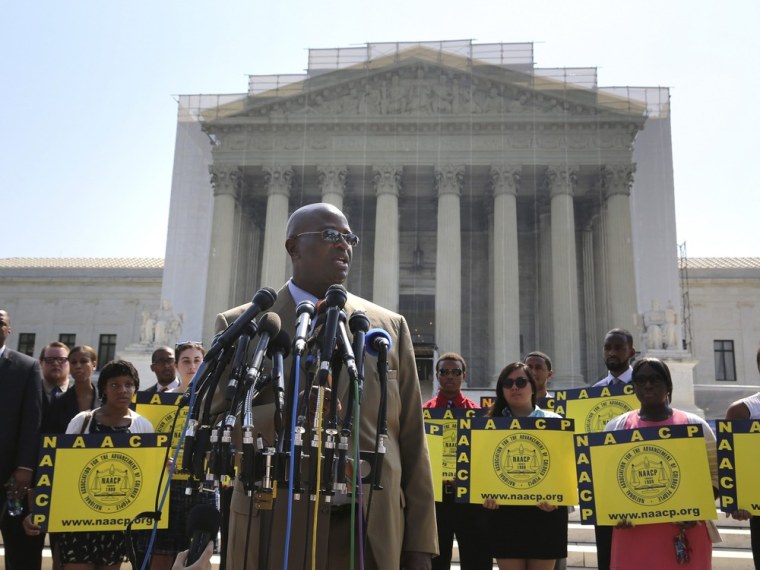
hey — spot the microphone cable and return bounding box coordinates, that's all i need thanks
[308,383,327,570]
[137,360,210,570]
[283,353,303,570]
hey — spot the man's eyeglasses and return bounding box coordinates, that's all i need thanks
[42,357,68,365]
[437,368,462,377]
[503,377,529,389]
[293,229,360,247]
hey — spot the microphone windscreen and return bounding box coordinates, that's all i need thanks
[349,310,371,334]
[296,300,316,317]
[365,328,392,357]
[186,503,221,536]
[252,287,278,310]
[325,284,347,308]
[256,312,282,337]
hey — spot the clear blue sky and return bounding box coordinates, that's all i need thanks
[3,0,758,258]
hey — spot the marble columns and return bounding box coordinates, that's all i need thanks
[602,164,638,336]
[547,166,583,384]
[204,166,242,333]
[317,164,347,211]
[435,164,464,355]
[372,165,402,312]
[490,165,521,380]
[260,165,293,288]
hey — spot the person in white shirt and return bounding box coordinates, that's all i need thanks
[593,328,636,387]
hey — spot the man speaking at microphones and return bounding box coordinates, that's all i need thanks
[213,203,437,569]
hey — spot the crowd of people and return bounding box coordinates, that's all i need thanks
[1,202,758,570]
[0,312,213,570]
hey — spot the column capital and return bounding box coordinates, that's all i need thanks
[372,164,403,197]
[317,164,348,198]
[434,164,465,197]
[263,165,294,198]
[490,165,521,196]
[600,163,636,197]
[209,165,243,198]
[544,165,578,197]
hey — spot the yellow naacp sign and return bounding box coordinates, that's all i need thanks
[457,416,577,506]
[575,424,717,525]
[423,408,483,484]
[716,420,760,515]
[133,392,189,479]
[424,423,444,502]
[553,384,638,433]
[31,433,170,532]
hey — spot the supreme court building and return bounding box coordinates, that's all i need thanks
[162,40,679,388]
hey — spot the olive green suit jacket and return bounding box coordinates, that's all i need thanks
[214,284,438,569]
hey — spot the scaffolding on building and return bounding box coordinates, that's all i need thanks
[678,241,694,353]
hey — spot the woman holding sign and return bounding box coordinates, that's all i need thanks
[483,362,568,570]
[62,360,153,569]
[604,357,718,570]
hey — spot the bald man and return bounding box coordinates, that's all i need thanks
[215,203,437,569]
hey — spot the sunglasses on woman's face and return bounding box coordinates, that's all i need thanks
[503,377,529,389]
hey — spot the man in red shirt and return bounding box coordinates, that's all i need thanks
[423,353,490,569]
[423,352,479,410]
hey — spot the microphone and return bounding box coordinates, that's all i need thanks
[205,287,277,362]
[365,328,391,491]
[317,284,348,385]
[267,329,292,438]
[293,300,316,357]
[185,503,220,566]
[365,328,392,356]
[349,311,370,382]
[224,322,256,405]
[244,313,282,388]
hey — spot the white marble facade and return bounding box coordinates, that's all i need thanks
[163,40,680,387]
[1,44,756,408]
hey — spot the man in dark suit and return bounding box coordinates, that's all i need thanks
[214,203,438,569]
[0,309,44,570]
[144,345,179,393]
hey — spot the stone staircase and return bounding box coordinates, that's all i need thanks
[4,512,754,569]
[448,510,755,569]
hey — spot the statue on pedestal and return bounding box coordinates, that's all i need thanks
[664,302,680,350]
[140,309,155,345]
[641,300,666,351]
[139,300,183,346]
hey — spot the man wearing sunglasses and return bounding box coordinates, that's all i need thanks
[423,353,490,570]
[215,203,437,570]
[423,352,478,410]
[39,341,73,408]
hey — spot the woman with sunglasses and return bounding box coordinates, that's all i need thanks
[483,362,568,570]
[603,357,718,570]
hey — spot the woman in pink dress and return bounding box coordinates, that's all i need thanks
[604,357,718,570]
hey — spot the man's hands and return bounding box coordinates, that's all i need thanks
[10,468,32,498]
